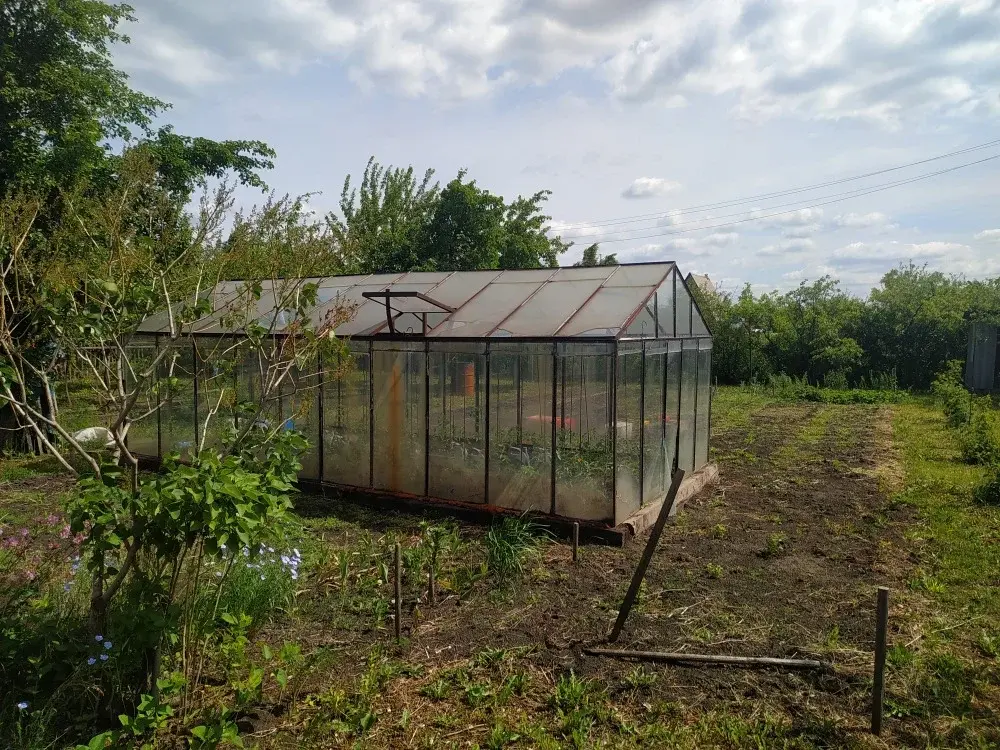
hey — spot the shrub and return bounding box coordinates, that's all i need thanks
[973,470,1000,506]
[932,361,972,429]
[958,405,1000,466]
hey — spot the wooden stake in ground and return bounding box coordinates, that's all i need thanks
[394,542,402,643]
[609,468,685,643]
[572,522,580,563]
[872,586,890,735]
[583,647,830,672]
[428,564,436,606]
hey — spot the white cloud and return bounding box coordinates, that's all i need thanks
[974,228,1000,241]
[782,224,823,239]
[121,0,1000,126]
[833,211,893,228]
[830,240,966,265]
[756,238,816,257]
[757,207,825,228]
[704,232,740,247]
[621,177,681,199]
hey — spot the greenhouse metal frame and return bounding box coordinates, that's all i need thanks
[130,262,714,529]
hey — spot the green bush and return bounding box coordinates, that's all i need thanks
[958,405,1000,466]
[973,470,1000,506]
[932,361,972,429]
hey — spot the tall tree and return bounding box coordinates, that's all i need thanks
[326,156,440,273]
[498,190,569,269]
[0,1,274,198]
[0,0,162,192]
[416,173,506,271]
[574,242,617,267]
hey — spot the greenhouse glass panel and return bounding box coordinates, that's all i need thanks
[614,349,642,523]
[322,342,371,488]
[195,338,240,452]
[554,343,614,522]
[488,343,553,513]
[494,279,604,337]
[655,275,675,338]
[678,340,698,472]
[281,360,321,479]
[438,282,541,337]
[161,343,196,460]
[558,286,654,337]
[696,339,713,469]
[642,347,667,505]
[664,341,682,475]
[372,341,426,495]
[428,342,486,503]
[675,272,692,337]
[124,336,159,456]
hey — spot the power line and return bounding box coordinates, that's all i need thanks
[583,153,1000,246]
[554,138,1000,236]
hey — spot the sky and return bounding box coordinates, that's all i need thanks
[113,0,1000,297]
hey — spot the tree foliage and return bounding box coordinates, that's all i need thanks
[698,265,1000,389]
[328,157,569,274]
[574,242,617,267]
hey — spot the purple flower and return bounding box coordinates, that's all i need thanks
[95,635,103,642]
[19,528,29,537]
[100,654,109,662]
[63,582,72,592]
[16,701,28,710]
[103,641,112,650]
[87,657,96,666]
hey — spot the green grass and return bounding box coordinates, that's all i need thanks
[889,402,1000,745]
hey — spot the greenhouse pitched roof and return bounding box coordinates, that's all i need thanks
[139,262,688,339]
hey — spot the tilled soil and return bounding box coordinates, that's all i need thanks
[259,401,914,747]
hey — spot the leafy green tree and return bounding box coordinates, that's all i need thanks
[858,264,999,389]
[416,173,506,271]
[0,1,274,198]
[760,277,864,383]
[497,190,569,269]
[0,0,163,192]
[574,243,617,267]
[327,156,440,273]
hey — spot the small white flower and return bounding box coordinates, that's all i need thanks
[16,701,28,710]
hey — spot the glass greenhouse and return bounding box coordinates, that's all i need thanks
[130,263,713,528]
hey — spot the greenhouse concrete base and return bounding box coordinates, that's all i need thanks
[621,463,719,537]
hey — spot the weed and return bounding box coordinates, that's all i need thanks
[976,630,1000,659]
[420,678,451,701]
[484,517,543,586]
[501,671,530,697]
[705,563,724,579]
[623,666,657,692]
[760,532,787,558]
[463,681,493,708]
[822,624,840,649]
[483,722,520,750]
[887,644,916,669]
[710,524,727,539]
[550,670,593,715]
[958,404,1000,466]
[474,646,512,669]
